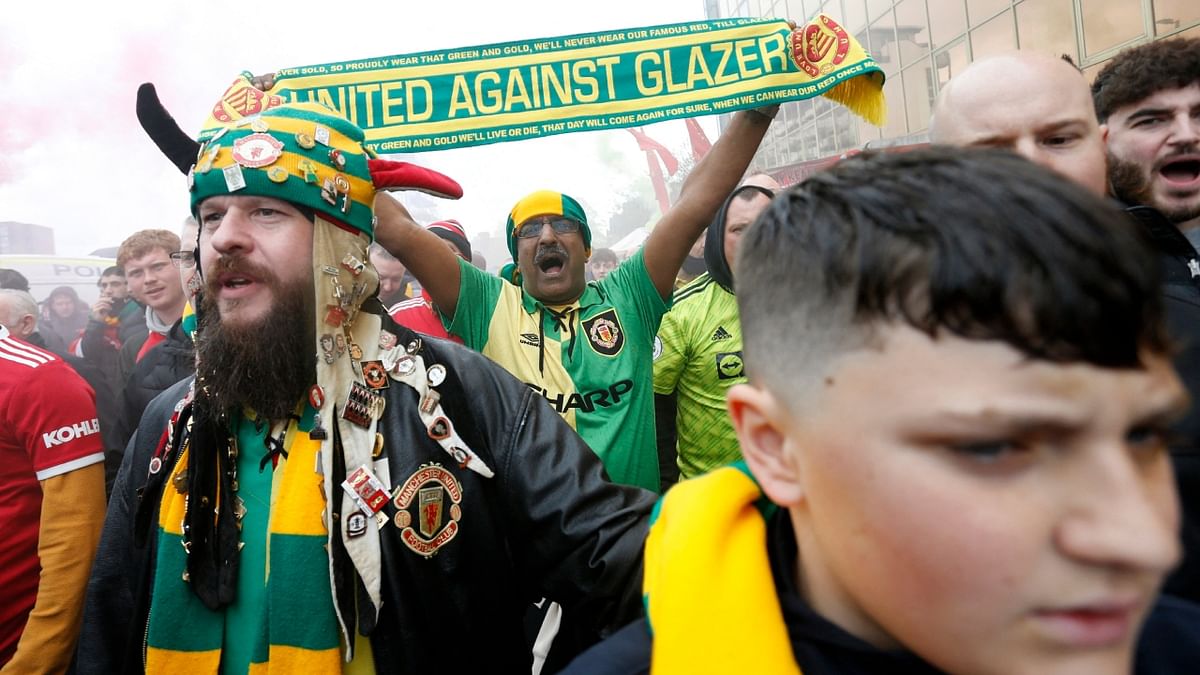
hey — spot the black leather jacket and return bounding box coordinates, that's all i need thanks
[76,319,655,674]
[1126,205,1200,603]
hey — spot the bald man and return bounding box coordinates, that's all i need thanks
[930,52,1108,196]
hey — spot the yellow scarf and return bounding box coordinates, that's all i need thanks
[644,463,800,674]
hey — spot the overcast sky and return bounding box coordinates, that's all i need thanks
[0,0,731,259]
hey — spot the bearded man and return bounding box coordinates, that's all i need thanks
[1094,37,1200,603]
[77,84,653,674]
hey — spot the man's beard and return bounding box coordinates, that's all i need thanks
[195,261,315,422]
[1109,151,1200,224]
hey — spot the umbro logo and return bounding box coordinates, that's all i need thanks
[711,326,733,341]
[520,333,541,347]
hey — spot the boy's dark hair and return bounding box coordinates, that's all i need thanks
[0,268,30,293]
[1092,37,1200,122]
[737,147,1167,400]
[100,265,125,278]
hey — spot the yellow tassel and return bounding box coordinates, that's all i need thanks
[822,72,888,127]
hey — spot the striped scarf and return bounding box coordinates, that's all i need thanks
[644,463,800,674]
[146,413,342,674]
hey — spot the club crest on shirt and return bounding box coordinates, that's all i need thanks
[582,308,624,357]
[392,463,463,557]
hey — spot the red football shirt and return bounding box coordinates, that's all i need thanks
[388,291,462,345]
[0,328,103,665]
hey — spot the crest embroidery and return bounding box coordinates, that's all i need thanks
[581,308,625,357]
[393,463,463,557]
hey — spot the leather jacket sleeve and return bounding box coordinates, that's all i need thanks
[451,348,656,633]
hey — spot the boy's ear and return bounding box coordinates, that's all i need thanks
[728,384,804,507]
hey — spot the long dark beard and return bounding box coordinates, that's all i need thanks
[195,276,315,422]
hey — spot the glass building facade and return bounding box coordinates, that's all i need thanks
[703,0,1200,176]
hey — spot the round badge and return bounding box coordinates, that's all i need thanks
[149,457,163,474]
[329,149,347,170]
[267,166,289,183]
[406,338,422,355]
[309,384,326,409]
[250,118,270,132]
[395,511,412,528]
[373,433,385,458]
[296,133,316,149]
[427,364,447,387]
[333,174,351,193]
[450,504,462,522]
[232,133,284,168]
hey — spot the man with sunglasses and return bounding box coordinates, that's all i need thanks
[653,173,779,490]
[375,107,776,492]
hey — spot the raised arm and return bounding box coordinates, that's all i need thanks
[373,191,464,317]
[641,108,775,299]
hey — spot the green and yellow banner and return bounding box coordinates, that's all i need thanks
[202,15,885,152]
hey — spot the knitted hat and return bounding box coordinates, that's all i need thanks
[138,77,464,624]
[189,102,377,237]
[427,220,472,260]
[504,190,591,260]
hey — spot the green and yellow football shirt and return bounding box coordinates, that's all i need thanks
[446,249,669,492]
[653,274,745,478]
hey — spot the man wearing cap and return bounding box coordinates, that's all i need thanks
[375,108,776,492]
[78,83,653,674]
[388,220,470,343]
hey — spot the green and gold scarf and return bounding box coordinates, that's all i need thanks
[200,15,885,150]
[146,414,343,674]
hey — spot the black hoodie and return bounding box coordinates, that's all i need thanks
[702,184,776,293]
[1125,204,1200,604]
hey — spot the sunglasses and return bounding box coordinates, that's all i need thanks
[516,216,581,239]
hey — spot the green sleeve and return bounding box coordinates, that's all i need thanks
[598,248,671,335]
[443,257,505,351]
[653,307,688,395]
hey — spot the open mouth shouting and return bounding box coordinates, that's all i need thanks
[1159,154,1200,191]
[534,245,569,278]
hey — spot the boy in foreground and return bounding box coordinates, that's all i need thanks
[565,147,1200,674]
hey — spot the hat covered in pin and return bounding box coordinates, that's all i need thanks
[189,102,377,236]
[137,77,465,625]
[504,190,591,259]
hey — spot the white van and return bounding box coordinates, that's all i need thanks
[0,254,118,305]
